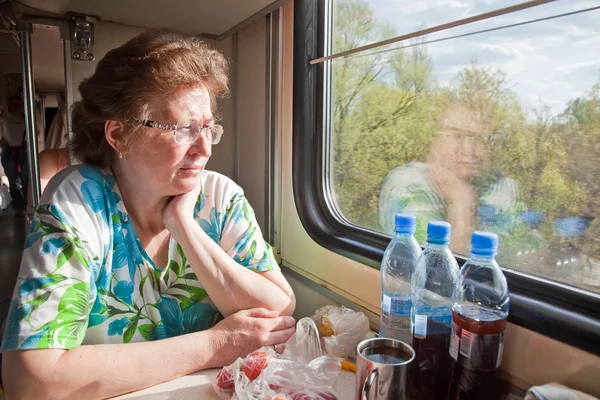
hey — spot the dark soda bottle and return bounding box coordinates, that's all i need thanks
[448,232,509,400]
[411,319,452,400]
[410,221,460,400]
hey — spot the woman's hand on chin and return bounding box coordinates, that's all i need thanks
[163,180,202,232]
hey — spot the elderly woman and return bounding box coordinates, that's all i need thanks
[1,30,295,399]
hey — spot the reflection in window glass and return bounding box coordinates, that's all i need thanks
[328,0,600,293]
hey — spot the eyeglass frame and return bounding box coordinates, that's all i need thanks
[140,119,224,145]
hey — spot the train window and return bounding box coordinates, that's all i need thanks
[293,0,600,354]
[330,0,600,294]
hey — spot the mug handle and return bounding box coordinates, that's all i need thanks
[361,369,379,400]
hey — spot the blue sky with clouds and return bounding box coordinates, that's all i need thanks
[338,0,600,117]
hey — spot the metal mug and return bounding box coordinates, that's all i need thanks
[355,337,415,400]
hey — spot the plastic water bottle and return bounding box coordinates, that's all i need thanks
[410,221,460,400]
[379,214,422,343]
[448,232,509,400]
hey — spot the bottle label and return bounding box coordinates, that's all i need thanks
[382,293,411,315]
[449,331,460,360]
[382,294,392,314]
[414,305,452,326]
[450,322,505,371]
[414,315,428,338]
[496,342,504,369]
[382,294,412,333]
[459,330,475,358]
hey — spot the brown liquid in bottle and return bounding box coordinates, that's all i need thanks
[447,304,507,400]
[410,319,452,400]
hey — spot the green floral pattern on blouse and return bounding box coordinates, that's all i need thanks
[1,166,278,350]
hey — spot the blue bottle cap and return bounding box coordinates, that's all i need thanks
[427,221,451,244]
[471,231,499,256]
[395,213,416,234]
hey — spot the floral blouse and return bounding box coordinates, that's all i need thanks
[1,166,278,351]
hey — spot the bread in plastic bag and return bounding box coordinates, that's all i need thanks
[312,305,376,360]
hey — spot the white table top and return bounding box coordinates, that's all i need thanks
[111,368,356,400]
[112,369,221,400]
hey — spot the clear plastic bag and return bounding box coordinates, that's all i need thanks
[280,317,323,364]
[235,357,342,400]
[214,314,350,399]
[214,346,278,400]
[214,358,238,399]
[312,305,376,360]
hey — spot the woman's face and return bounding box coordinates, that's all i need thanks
[122,86,213,197]
[431,104,490,181]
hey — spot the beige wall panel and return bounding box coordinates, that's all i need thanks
[207,37,235,180]
[234,19,267,232]
[31,25,64,92]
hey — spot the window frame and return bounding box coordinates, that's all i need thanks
[292,0,600,356]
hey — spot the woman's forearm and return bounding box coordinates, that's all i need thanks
[2,330,220,400]
[446,202,475,253]
[170,219,294,317]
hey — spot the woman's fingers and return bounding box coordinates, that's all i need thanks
[274,343,286,354]
[241,308,296,331]
[264,315,296,332]
[264,327,296,346]
[242,307,279,319]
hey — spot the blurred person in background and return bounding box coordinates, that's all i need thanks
[0,95,27,215]
[379,102,531,254]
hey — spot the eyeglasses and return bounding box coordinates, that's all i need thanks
[141,120,224,145]
[440,127,487,144]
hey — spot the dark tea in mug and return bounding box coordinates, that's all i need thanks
[362,344,411,364]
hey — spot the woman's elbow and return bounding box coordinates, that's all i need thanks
[3,372,67,400]
[262,291,295,316]
[279,292,296,316]
[261,271,296,316]
[2,359,42,400]
[2,350,65,400]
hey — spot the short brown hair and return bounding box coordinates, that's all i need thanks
[71,30,229,168]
